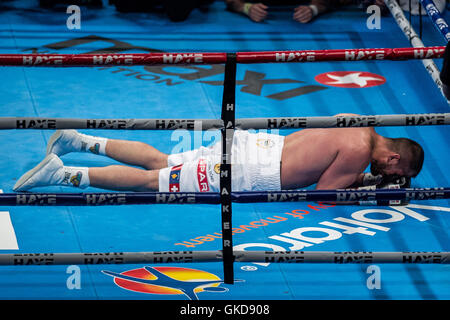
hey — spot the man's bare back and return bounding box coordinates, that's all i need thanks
[280,127,374,190]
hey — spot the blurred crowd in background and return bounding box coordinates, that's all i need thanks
[1,0,445,23]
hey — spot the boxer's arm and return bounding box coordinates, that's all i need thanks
[315,150,367,190]
[334,113,360,117]
[330,113,379,188]
[347,172,383,188]
[314,148,369,205]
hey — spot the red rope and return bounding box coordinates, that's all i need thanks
[0,46,444,66]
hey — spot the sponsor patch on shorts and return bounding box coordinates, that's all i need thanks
[169,164,183,192]
[197,159,209,192]
[256,138,275,149]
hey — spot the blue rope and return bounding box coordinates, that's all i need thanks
[1,187,448,206]
[420,0,450,42]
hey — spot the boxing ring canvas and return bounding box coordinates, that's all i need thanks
[0,0,449,300]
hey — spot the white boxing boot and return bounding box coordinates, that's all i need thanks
[46,130,107,156]
[13,154,90,191]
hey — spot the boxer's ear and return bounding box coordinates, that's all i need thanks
[387,153,400,165]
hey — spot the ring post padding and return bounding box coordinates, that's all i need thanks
[220,53,237,284]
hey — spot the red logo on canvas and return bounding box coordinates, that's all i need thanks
[197,159,209,192]
[315,71,386,88]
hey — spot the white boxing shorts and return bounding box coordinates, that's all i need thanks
[158,130,285,192]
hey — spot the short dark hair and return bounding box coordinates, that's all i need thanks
[389,138,424,177]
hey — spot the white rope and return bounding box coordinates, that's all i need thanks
[1,250,449,265]
[0,113,449,130]
[385,0,449,103]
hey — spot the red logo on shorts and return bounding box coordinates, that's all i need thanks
[197,159,209,192]
[315,71,386,88]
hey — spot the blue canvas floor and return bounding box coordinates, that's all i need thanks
[0,0,449,300]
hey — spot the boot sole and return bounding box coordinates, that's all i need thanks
[46,130,63,156]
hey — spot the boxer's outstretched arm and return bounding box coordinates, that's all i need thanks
[315,149,367,190]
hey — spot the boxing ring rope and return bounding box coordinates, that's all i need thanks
[385,0,448,102]
[420,0,450,42]
[0,113,449,130]
[1,24,449,284]
[0,251,448,265]
[0,46,445,66]
[0,188,448,206]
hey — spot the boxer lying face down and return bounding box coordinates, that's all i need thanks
[13,114,424,194]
